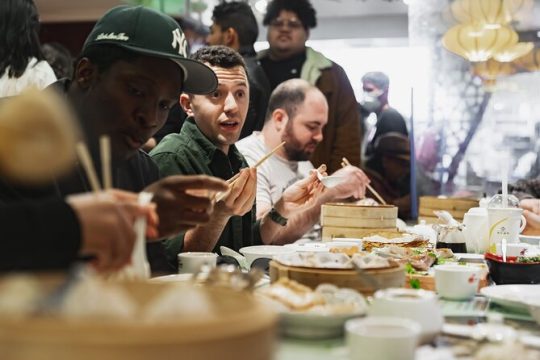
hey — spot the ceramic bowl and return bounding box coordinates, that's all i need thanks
[239,245,296,266]
[484,252,540,285]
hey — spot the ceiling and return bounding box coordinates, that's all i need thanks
[35,0,408,22]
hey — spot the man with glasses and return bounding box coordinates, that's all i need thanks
[259,0,362,174]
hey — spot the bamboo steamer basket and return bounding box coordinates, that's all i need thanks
[0,277,277,360]
[321,203,398,229]
[419,196,479,221]
[322,226,400,241]
[269,261,405,296]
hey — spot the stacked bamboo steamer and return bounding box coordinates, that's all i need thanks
[418,196,479,224]
[0,277,277,360]
[321,203,399,241]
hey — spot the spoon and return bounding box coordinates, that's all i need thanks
[315,170,346,188]
[220,246,249,270]
[501,238,507,262]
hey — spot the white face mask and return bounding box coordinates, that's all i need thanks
[360,89,383,113]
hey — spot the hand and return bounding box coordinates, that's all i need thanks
[522,209,540,236]
[67,189,158,272]
[279,171,324,216]
[215,168,257,217]
[326,165,370,200]
[145,175,229,237]
[520,199,540,214]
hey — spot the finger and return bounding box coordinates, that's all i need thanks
[161,175,229,192]
[236,169,257,212]
[225,169,250,204]
[317,164,327,173]
[107,189,139,202]
[109,208,135,270]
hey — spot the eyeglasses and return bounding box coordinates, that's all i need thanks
[269,18,303,30]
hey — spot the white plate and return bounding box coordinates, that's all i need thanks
[149,274,194,283]
[519,235,540,246]
[284,242,329,253]
[480,284,540,312]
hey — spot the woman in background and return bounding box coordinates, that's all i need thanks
[0,0,56,97]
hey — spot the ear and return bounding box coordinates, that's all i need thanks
[73,58,97,91]
[224,27,238,48]
[272,109,289,132]
[180,93,194,117]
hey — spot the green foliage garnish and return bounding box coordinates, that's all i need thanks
[409,278,421,289]
[405,263,416,274]
[516,256,540,263]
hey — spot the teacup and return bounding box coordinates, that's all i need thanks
[495,242,531,257]
[368,288,443,344]
[434,264,481,300]
[488,207,526,245]
[177,252,217,274]
[346,316,421,360]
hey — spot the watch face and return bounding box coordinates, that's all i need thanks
[270,208,288,226]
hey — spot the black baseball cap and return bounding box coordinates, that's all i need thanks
[83,5,217,94]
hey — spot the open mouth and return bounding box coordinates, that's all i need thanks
[219,121,240,131]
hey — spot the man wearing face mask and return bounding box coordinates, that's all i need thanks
[360,71,408,162]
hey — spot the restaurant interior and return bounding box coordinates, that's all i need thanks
[1,0,540,359]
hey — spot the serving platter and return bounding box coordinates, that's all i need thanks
[480,284,540,312]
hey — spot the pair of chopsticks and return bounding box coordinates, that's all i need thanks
[341,157,387,205]
[215,141,286,202]
[75,135,112,192]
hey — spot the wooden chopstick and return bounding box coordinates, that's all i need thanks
[227,141,285,187]
[100,135,112,190]
[341,157,387,205]
[215,141,286,202]
[76,142,102,193]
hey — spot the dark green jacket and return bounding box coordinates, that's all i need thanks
[150,117,262,265]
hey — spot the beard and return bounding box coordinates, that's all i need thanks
[282,122,318,161]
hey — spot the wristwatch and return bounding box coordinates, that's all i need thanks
[269,207,288,226]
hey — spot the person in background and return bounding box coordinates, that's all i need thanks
[364,132,411,218]
[0,0,56,97]
[151,46,322,264]
[360,71,408,163]
[237,79,369,243]
[42,42,73,80]
[0,190,158,272]
[259,0,361,173]
[148,15,211,151]
[206,1,271,139]
[0,6,229,274]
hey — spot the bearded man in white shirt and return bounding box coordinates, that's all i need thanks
[237,78,369,243]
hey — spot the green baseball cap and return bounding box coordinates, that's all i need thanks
[83,5,217,94]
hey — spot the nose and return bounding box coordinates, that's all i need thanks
[223,91,238,114]
[313,129,323,143]
[135,104,161,129]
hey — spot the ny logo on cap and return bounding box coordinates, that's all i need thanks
[171,29,188,57]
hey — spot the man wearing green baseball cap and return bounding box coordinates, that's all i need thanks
[0,6,229,273]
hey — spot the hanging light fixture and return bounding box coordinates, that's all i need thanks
[493,42,534,62]
[442,24,518,62]
[450,0,532,29]
[513,47,540,72]
[471,58,517,91]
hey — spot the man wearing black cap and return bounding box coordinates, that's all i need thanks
[0,6,229,273]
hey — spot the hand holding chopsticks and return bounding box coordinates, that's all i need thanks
[341,157,387,205]
[215,141,286,202]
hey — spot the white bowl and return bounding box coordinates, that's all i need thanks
[368,288,443,344]
[239,245,296,266]
[434,264,481,300]
[346,317,421,360]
